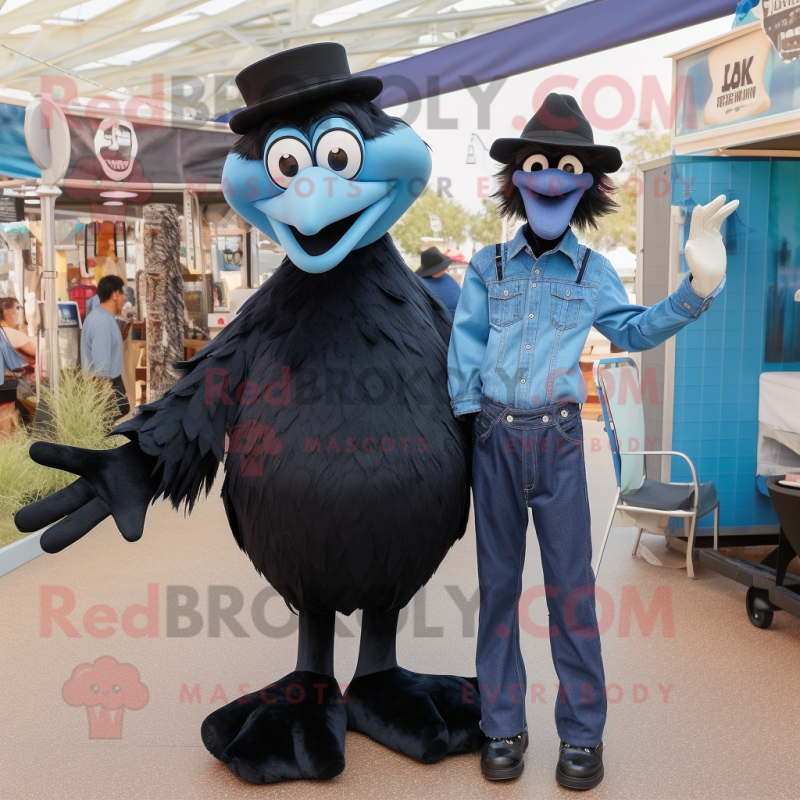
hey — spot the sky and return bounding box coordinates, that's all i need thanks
[386,16,734,217]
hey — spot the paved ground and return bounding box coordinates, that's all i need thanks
[1,420,798,800]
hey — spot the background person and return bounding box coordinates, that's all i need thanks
[0,296,36,361]
[416,247,461,317]
[0,296,36,436]
[80,276,130,419]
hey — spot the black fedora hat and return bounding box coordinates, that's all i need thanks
[490,93,622,173]
[416,247,453,278]
[229,43,383,134]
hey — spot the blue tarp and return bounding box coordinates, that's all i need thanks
[367,0,738,108]
[0,103,41,179]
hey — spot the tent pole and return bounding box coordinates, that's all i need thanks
[37,184,62,392]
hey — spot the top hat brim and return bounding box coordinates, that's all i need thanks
[490,131,622,173]
[229,74,383,134]
[416,255,453,278]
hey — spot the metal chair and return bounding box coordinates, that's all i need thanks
[593,357,720,579]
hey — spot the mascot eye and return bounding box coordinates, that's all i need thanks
[315,129,363,179]
[521,154,548,172]
[557,155,584,174]
[265,137,312,189]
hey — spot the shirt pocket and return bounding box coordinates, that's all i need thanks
[488,279,525,327]
[549,283,585,331]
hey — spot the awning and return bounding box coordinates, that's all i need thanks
[0,103,40,180]
[0,99,237,189]
[368,0,737,108]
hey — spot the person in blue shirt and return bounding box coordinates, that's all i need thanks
[416,246,461,317]
[447,94,737,790]
[80,275,130,419]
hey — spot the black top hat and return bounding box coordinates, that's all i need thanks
[416,247,454,278]
[490,93,622,173]
[229,43,383,134]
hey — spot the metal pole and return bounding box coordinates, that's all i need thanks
[37,184,62,392]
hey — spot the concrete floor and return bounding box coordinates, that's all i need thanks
[1,419,799,800]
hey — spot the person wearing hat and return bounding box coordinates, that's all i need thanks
[416,246,461,317]
[447,93,738,789]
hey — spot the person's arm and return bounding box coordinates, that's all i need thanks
[2,325,36,359]
[593,260,723,352]
[447,260,489,416]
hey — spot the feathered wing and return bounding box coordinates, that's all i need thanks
[115,274,277,511]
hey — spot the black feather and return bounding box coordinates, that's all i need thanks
[117,235,470,616]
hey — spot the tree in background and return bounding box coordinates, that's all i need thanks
[468,198,503,250]
[391,190,471,259]
[582,126,670,254]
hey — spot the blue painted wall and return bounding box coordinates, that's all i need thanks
[670,156,800,531]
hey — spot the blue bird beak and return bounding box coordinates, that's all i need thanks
[255,167,397,271]
[512,169,594,240]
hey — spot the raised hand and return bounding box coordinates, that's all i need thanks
[684,194,740,299]
[14,442,160,554]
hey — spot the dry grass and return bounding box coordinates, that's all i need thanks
[0,369,125,548]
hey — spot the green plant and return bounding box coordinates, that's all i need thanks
[0,369,125,548]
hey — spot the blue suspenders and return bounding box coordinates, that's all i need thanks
[494,241,592,283]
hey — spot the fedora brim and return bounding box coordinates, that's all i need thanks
[490,131,622,173]
[229,74,383,134]
[416,256,453,278]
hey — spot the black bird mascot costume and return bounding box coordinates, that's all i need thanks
[16,43,483,784]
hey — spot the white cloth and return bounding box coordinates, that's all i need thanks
[758,372,800,476]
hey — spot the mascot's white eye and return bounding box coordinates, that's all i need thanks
[315,129,363,180]
[265,137,313,189]
[522,154,548,172]
[557,155,584,174]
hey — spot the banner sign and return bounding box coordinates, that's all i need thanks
[762,0,800,62]
[674,20,800,139]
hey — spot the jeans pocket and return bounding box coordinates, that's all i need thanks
[474,410,495,443]
[555,414,584,445]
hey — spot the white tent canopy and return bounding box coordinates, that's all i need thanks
[0,0,583,121]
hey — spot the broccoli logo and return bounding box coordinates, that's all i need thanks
[62,656,148,739]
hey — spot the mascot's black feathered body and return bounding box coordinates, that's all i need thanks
[16,44,484,784]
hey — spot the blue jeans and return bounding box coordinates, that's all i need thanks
[472,396,606,746]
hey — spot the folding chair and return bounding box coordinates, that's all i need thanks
[593,357,720,579]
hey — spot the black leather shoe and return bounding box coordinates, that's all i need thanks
[555,740,604,790]
[481,731,528,780]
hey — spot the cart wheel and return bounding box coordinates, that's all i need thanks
[746,587,774,630]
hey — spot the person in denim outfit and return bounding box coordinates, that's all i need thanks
[447,94,738,789]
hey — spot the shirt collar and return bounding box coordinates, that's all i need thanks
[506,225,581,270]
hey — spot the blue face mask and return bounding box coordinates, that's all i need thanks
[222,116,432,273]
[512,167,594,241]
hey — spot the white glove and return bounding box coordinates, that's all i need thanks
[684,195,739,298]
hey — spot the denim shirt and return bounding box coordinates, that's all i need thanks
[447,225,724,416]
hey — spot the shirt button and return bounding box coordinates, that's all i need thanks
[506,415,514,422]
[503,289,509,296]
[683,302,692,310]
[535,269,540,274]
[529,313,535,319]
[561,409,568,418]
[520,378,526,384]
[542,415,550,423]
[565,289,571,297]
[525,344,531,349]
[532,282,537,288]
